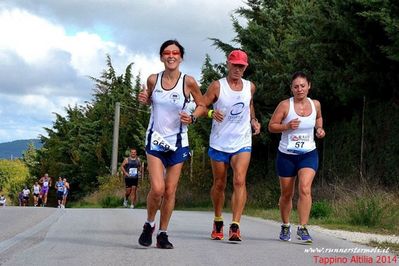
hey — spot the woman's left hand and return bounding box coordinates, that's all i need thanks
[251,119,261,135]
[315,127,325,138]
[179,111,192,125]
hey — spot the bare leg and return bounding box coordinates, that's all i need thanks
[297,168,315,225]
[145,154,166,223]
[210,160,228,218]
[125,187,132,201]
[230,152,251,223]
[159,163,183,230]
[130,186,138,205]
[279,177,296,224]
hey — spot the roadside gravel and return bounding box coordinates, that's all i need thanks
[311,225,399,244]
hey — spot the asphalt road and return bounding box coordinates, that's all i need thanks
[0,207,396,266]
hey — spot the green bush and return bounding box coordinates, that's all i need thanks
[347,196,386,227]
[100,195,123,208]
[311,200,332,219]
[348,197,384,227]
[0,159,32,204]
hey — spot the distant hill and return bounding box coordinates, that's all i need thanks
[0,139,42,159]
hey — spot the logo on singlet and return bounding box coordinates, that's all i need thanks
[227,102,245,123]
[230,102,245,115]
[170,93,181,104]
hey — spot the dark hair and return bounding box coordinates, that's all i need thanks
[159,39,185,59]
[291,71,310,84]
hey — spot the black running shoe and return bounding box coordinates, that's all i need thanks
[138,222,155,247]
[156,232,174,249]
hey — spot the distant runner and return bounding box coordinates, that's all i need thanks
[121,148,141,209]
[22,186,30,206]
[39,173,52,207]
[62,178,70,208]
[0,195,6,207]
[33,181,41,207]
[55,177,65,208]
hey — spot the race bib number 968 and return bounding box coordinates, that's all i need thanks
[150,131,177,152]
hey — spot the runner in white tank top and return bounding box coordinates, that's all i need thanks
[268,71,326,243]
[137,40,205,249]
[209,77,252,153]
[203,50,261,242]
[278,97,317,155]
[145,71,189,150]
[32,181,41,207]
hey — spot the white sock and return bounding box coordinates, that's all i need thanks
[146,220,155,227]
[157,230,167,235]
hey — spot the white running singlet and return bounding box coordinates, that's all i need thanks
[33,185,40,194]
[278,97,317,155]
[209,77,252,153]
[145,72,191,151]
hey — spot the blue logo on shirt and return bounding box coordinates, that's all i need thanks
[230,102,245,115]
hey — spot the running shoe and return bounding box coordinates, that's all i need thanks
[211,221,224,240]
[228,223,242,241]
[123,199,128,208]
[156,232,174,249]
[130,204,134,209]
[297,225,313,243]
[279,224,291,241]
[138,222,155,247]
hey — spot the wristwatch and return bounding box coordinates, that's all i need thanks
[190,114,197,124]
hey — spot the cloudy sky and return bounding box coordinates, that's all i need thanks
[0,0,247,143]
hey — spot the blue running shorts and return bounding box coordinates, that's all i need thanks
[276,149,319,177]
[208,146,252,164]
[146,146,191,167]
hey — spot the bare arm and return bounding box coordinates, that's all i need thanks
[268,100,294,133]
[180,75,206,124]
[249,82,261,135]
[120,158,128,176]
[138,74,157,105]
[203,80,225,122]
[313,100,326,138]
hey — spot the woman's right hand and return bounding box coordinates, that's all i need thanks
[286,118,300,130]
[138,84,150,105]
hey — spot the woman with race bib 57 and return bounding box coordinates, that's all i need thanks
[268,71,325,243]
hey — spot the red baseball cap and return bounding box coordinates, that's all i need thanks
[227,50,248,66]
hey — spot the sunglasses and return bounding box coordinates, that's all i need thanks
[162,50,180,56]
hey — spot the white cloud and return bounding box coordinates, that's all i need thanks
[0,9,65,63]
[0,0,247,143]
[0,8,151,78]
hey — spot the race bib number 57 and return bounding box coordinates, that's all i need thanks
[287,133,313,154]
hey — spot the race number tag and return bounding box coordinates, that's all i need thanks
[128,167,138,177]
[287,133,312,154]
[150,131,177,152]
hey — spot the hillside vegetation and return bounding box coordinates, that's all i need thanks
[8,0,398,229]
